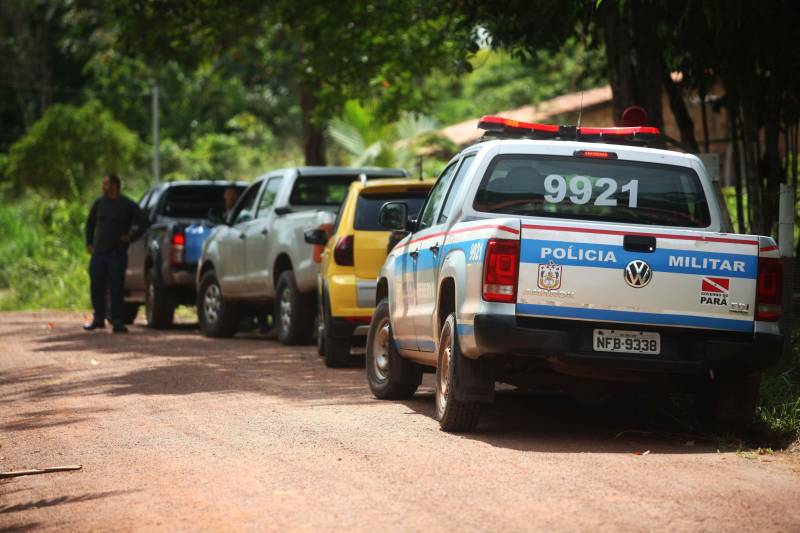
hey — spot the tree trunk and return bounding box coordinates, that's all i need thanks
[728,106,746,234]
[762,77,783,236]
[699,88,710,153]
[740,99,763,235]
[663,73,698,152]
[300,89,326,166]
[601,3,664,130]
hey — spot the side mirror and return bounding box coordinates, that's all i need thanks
[274,206,292,216]
[236,211,253,224]
[304,228,328,246]
[379,202,408,231]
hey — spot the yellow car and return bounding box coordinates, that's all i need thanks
[305,178,434,367]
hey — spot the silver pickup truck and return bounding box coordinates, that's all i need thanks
[366,116,783,432]
[197,166,407,344]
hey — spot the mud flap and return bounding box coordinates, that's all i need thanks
[390,337,424,386]
[452,345,495,403]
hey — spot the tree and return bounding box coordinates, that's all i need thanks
[0,0,96,150]
[109,0,473,165]
[463,0,664,129]
[6,100,140,197]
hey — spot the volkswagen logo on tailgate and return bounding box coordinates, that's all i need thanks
[624,260,652,288]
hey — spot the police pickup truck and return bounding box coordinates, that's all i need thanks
[366,116,783,432]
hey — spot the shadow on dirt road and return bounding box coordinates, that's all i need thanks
[0,322,730,455]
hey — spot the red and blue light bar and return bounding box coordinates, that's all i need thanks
[477,115,661,144]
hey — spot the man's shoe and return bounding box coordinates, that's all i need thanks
[112,324,128,333]
[83,321,105,331]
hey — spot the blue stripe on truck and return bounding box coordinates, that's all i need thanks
[520,239,757,279]
[516,303,753,332]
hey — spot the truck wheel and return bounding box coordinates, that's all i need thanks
[145,267,175,329]
[366,298,421,399]
[275,271,313,345]
[197,270,240,338]
[697,372,761,431]
[436,314,483,432]
[123,303,139,325]
[323,295,351,368]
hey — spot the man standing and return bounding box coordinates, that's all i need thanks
[84,174,146,333]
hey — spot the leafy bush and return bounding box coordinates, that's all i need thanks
[6,100,140,197]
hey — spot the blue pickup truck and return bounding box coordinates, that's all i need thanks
[124,181,247,328]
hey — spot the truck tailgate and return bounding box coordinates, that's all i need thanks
[516,222,759,332]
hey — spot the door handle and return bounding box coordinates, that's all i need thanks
[260,229,268,236]
[429,244,440,255]
[239,233,246,240]
[409,250,419,259]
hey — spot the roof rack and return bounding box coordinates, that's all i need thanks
[477,115,662,146]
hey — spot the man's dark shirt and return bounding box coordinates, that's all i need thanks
[85,195,147,252]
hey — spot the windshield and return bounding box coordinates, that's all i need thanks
[162,185,246,219]
[473,155,711,228]
[290,175,404,206]
[354,192,428,231]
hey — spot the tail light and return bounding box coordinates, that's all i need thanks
[756,257,782,321]
[482,239,519,303]
[334,235,354,266]
[170,230,185,267]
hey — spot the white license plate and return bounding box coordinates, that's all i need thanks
[592,329,661,355]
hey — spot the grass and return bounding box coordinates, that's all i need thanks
[755,321,800,447]
[0,195,90,311]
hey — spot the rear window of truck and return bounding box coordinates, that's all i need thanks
[473,155,711,227]
[354,192,428,231]
[162,185,246,219]
[290,175,405,206]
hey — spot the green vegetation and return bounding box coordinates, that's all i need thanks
[0,198,89,311]
[758,368,800,442]
[6,100,141,197]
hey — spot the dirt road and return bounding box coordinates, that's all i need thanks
[1,311,798,532]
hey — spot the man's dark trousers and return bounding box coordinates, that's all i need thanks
[89,248,127,326]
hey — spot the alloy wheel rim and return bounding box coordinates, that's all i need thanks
[372,317,391,381]
[204,284,221,324]
[280,289,292,333]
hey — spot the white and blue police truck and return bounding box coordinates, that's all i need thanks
[365,116,783,432]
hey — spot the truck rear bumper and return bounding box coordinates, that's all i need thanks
[473,314,782,377]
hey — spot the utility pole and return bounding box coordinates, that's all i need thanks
[151,81,160,183]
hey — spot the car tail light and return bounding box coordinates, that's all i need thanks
[334,235,354,266]
[170,231,185,267]
[482,239,519,303]
[756,257,782,321]
[574,150,618,159]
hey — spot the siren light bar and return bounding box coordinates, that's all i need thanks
[477,115,661,144]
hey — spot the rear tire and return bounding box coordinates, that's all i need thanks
[275,271,314,345]
[436,314,483,432]
[145,266,175,329]
[696,373,761,431]
[366,298,421,399]
[323,291,351,368]
[197,270,240,338]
